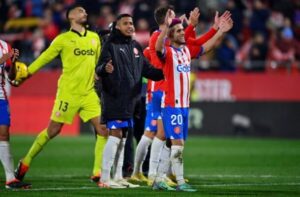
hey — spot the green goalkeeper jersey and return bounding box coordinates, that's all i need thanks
[28,29,101,95]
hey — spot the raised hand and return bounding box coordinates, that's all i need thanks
[179,14,188,24]
[188,7,200,26]
[105,59,114,73]
[213,10,231,30]
[219,16,233,33]
[164,9,174,26]
[11,48,19,63]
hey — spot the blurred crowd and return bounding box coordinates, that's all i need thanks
[0,0,300,72]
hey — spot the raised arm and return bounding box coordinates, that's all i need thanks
[28,36,63,75]
[155,9,173,56]
[187,10,231,46]
[202,14,233,54]
[183,7,200,41]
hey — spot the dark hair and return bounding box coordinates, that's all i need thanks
[154,5,174,25]
[66,4,83,20]
[116,13,132,21]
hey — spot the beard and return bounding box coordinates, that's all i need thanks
[174,40,186,45]
[79,19,89,28]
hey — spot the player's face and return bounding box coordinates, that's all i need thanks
[116,17,135,37]
[172,24,185,45]
[72,7,88,24]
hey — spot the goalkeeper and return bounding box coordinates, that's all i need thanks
[14,4,107,183]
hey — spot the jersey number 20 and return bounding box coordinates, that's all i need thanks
[171,114,183,125]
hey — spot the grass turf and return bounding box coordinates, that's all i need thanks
[0,135,300,196]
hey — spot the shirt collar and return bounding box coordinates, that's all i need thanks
[70,28,87,37]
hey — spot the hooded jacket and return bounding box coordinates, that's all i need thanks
[96,29,164,120]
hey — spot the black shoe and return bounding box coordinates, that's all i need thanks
[6,179,31,189]
[15,160,29,181]
[90,175,100,183]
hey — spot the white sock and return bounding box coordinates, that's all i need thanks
[167,161,174,176]
[100,136,120,183]
[171,145,185,185]
[113,138,126,180]
[148,137,165,178]
[155,145,170,182]
[0,141,15,182]
[133,135,152,175]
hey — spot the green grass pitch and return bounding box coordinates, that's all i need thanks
[0,135,300,196]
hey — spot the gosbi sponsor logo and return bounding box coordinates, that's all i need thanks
[174,126,181,134]
[74,48,95,56]
[177,64,190,72]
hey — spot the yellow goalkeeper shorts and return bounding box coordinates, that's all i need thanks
[51,90,101,124]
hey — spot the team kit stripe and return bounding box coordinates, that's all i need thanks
[171,49,180,107]
[165,46,191,108]
[183,46,191,106]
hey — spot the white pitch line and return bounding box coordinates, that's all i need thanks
[35,174,300,179]
[187,174,300,179]
[24,186,96,191]
[21,183,300,192]
[195,182,300,187]
[23,186,149,191]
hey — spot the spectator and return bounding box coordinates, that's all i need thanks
[216,36,236,72]
[269,18,300,70]
[237,32,268,71]
[134,18,150,48]
[250,0,270,38]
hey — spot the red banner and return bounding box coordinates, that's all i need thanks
[10,70,79,136]
[193,72,300,101]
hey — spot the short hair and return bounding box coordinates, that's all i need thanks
[66,4,83,20]
[154,5,175,25]
[116,13,132,21]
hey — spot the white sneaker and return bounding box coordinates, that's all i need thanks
[109,180,127,189]
[147,175,155,186]
[114,179,140,188]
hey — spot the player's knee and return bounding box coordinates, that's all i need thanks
[0,134,9,141]
[110,129,123,138]
[156,132,165,141]
[47,122,63,138]
[144,131,155,139]
[95,124,108,137]
[0,126,10,141]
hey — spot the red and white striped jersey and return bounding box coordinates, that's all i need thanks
[147,27,199,103]
[162,45,202,108]
[0,40,12,100]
